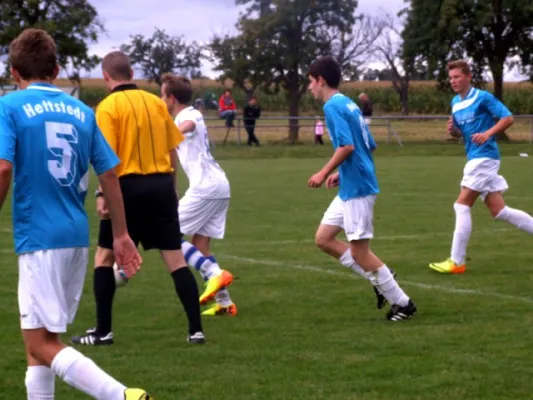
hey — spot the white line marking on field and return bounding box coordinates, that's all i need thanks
[221,254,533,304]
[241,227,515,246]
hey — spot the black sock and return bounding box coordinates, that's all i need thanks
[93,267,116,336]
[171,267,203,335]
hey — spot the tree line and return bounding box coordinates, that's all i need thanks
[1,0,533,141]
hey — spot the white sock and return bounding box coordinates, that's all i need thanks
[51,347,126,400]
[339,249,369,279]
[215,288,233,307]
[496,206,533,233]
[181,240,222,279]
[450,203,472,265]
[368,266,409,307]
[25,366,55,399]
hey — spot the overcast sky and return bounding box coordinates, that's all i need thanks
[84,0,407,79]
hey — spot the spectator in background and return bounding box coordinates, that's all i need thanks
[243,96,261,146]
[218,88,237,128]
[314,116,324,145]
[359,92,373,125]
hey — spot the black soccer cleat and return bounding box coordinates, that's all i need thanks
[386,299,417,321]
[187,331,206,344]
[70,330,114,346]
[374,267,397,309]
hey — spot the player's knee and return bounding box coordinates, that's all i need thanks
[314,233,331,251]
[94,247,114,267]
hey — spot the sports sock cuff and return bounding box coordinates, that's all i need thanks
[495,206,509,220]
[454,203,471,212]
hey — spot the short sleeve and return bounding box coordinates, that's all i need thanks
[165,109,185,151]
[325,103,354,146]
[0,101,16,164]
[483,91,512,119]
[90,116,120,175]
[95,105,118,152]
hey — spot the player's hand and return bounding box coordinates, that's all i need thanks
[471,132,490,145]
[96,197,110,220]
[308,171,327,188]
[326,172,340,188]
[113,234,142,279]
[447,117,454,135]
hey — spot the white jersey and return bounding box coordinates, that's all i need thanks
[175,107,230,199]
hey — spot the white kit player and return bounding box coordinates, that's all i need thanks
[161,73,237,316]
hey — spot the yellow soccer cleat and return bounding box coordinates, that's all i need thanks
[202,303,238,316]
[124,388,151,399]
[199,270,234,305]
[429,258,466,274]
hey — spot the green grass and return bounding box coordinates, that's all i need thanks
[2,144,533,399]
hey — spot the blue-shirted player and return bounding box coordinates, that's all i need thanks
[307,56,417,321]
[429,60,533,274]
[0,29,150,399]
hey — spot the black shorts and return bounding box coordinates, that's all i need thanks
[98,173,182,251]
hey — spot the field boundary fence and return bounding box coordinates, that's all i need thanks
[204,114,533,147]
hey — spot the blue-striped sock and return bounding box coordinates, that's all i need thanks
[181,240,222,280]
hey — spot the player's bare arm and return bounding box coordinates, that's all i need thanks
[0,159,12,211]
[178,120,196,134]
[471,115,514,144]
[308,145,354,188]
[170,148,179,193]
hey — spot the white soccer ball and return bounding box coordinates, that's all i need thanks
[113,263,129,287]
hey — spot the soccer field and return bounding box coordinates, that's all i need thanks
[1,144,533,399]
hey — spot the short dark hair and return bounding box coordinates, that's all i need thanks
[102,51,133,81]
[9,28,58,81]
[161,73,193,104]
[224,88,232,94]
[308,56,342,89]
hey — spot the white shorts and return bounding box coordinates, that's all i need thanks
[18,248,88,333]
[320,195,376,241]
[461,158,508,201]
[179,195,230,239]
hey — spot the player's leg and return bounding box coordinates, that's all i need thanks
[488,192,533,232]
[179,197,234,307]
[316,196,391,308]
[341,196,416,320]
[429,159,485,274]
[349,239,416,321]
[71,220,117,346]
[20,248,149,399]
[483,169,533,232]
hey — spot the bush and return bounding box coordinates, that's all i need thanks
[78,79,533,115]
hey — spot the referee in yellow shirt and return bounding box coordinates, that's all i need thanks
[71,51,205,346]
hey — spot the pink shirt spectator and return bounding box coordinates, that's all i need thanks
[315,120,324,136]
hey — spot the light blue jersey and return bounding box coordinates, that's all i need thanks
[324,93,379,201]
[451,87,512,161]
[0,83,119,255]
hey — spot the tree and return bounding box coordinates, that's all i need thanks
[0,0,104,83]
[211,0,361,143]
[372,12,413,115]
[120,28,203,86]
[402,0,533,100]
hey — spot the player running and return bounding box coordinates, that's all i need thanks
[307,56,417,321]
[429,60,533,274]
[0,28,149,399]
[161,73,236,316]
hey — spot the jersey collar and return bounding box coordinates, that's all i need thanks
[111,83,138,93]
[27,82,62,93]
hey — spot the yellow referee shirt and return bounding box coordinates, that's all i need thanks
[96,83,184,177]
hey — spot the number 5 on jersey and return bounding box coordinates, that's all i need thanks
[45,121,78,186]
